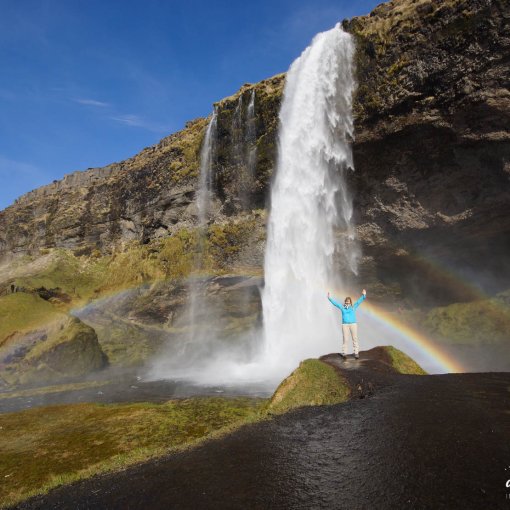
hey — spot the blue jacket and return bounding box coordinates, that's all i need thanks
[328,294,365,324]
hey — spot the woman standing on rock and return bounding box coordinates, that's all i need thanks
[327,289,366,360]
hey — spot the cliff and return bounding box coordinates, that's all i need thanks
[0,0,508,305]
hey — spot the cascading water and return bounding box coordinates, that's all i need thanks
[186,109,217,354]
[246,89,257,180]
[231,90,258,209]
[149,24,358,386]
[261,23,358,378]
[197,109,217,232]
[150,111,219,375]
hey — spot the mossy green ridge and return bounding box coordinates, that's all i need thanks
[0,397,266,508]
[267,359,351,415]
[422,292,510,345]
[383,345,427,375]
[5,217,263,303]
[0,215,265,383]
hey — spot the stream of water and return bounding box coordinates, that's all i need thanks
[149,25,357,387]
[261,24,358,376]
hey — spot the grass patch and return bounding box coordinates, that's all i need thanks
[268,359,350,415]
[0,294,63,345]
[0,380,109,400]
[13,249,110,305]
[0,397,266,507]
[383,346,427,375]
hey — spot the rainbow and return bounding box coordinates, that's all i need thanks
[360,300,466,373]
[75,269,473,374]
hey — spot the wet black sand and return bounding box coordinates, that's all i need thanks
[13,350,510,510]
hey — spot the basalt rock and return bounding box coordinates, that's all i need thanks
[344,0,510,304]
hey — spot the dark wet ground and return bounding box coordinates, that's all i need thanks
[13,349,510,510]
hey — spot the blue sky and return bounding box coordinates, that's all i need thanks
[0,0,381,210]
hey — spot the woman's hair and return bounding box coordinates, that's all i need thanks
[344,296,352,303]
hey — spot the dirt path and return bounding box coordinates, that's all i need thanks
[13,354,510,510]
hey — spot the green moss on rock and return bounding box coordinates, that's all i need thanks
[1,316,108,387]
[383,345,427,375]
[0,293,62,344]
[422,295,510,345]
[267,359,350,414]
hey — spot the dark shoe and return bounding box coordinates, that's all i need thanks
[339,353,347,360]
[354,354,360,360]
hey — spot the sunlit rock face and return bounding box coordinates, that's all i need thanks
[0,0,508,303]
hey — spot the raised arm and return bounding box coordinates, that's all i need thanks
[327,293,343,310]
[353,290,367,310]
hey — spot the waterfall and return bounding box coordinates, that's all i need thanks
[232,96,244,170]
[246,89,257,180]
[261,24,358,375]
[149,111,218,377]
[187,109,217,349]
[148,25,358,386]
[197,109,217,232]
[231,90,257,209]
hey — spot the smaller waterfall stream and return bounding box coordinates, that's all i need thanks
[231,89,258,209]
[246,89,257,180]
[197,109,217,233]
[149,111,219,376]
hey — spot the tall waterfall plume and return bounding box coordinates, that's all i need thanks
[261,24,358,376]
[148,25,358,386]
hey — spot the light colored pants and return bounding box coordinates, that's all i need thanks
[342,323,359,356]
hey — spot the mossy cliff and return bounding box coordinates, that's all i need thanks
[342,0,510,304]
[0,0,507,307]
[0,0,508,380]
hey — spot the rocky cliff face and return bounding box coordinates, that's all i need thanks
[0,75,283,262]
[0,0,508,303]
[345,0,510,302]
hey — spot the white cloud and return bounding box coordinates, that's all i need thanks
[74,97,110,107]
[109,114,171,133]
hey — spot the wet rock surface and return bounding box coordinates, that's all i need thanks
[14,355,510,510]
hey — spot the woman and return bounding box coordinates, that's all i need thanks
[327,289,366,360]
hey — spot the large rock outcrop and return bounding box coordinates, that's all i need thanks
[0,313,108,387]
